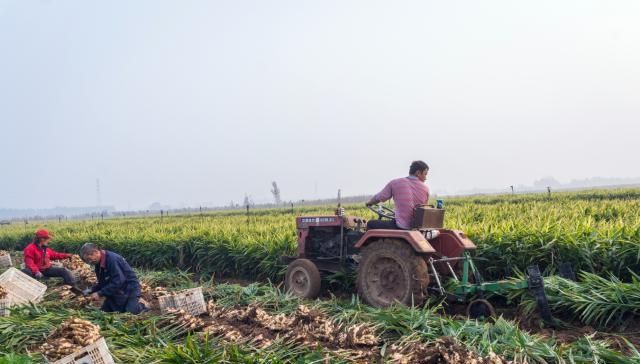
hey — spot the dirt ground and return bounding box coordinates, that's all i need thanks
[51,284,507,363]
[26,255,640,363]
[143,274,640,360]
[199,302,506,363]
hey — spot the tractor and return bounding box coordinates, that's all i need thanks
[283,203,558,323]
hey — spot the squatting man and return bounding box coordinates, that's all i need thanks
[22,229,81,292]
[79,243,147,314]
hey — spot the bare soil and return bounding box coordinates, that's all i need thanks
[38,259,639,363]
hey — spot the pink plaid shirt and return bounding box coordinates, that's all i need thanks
[373,176,430,229]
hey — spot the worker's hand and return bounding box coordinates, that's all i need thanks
[82,288,92,296]
[90,292,100,301]
[34,272,44,279]
[365,200,375,207]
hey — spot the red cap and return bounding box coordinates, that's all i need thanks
[35,229,52,239]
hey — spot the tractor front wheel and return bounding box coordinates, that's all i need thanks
[356,239,429,308]
[285,258,322,299]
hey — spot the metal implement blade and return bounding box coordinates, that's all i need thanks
[527,265,555,327]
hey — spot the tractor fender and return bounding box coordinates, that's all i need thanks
[354,229,436,254]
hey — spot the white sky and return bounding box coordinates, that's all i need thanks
[1,0,639,209]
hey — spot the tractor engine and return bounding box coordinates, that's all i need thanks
[296,216,365,259]
[306,226,342,257]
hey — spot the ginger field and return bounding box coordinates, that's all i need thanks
[0,188,639,363]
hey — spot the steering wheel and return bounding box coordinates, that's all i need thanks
[367,204,396,220]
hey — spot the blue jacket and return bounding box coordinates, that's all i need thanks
[91,250,140,297]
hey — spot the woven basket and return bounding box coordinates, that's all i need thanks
[48,337,115,364]
[0,267,47,305]
[158,286,206,316]
[0,254,12,269]
[0,298,11,316]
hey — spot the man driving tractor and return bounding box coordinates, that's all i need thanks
[365,160,430,230]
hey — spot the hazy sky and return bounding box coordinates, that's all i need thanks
[1,1,639,210]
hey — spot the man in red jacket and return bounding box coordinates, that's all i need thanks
[22,229,76,286]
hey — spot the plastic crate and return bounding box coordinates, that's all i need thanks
[0,254,12,269]
[0,267,47,305]
[158,287,206,316]
[48,337,115,364]
[0,298,11,316]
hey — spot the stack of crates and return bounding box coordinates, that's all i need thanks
[48,337,115,364]
[158,286,206,316]
[0,254,12,269]
[0,267,47,316]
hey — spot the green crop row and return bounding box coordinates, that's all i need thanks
[0,188,638,282]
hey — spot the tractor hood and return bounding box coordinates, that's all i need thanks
[296,216,366,229]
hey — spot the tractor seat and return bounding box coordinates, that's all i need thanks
[366,219,401,230]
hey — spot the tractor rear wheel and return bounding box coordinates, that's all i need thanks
[285,258,322,299]
[356,239,429,308]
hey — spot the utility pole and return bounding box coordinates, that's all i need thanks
[510,185,514,195]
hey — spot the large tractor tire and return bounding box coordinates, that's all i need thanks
[285,258,322,299]
[356,239,429,308]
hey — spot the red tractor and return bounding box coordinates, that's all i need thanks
[284,204,558,322]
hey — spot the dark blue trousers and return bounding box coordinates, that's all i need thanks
[101,291,145,314]
[22,267,76,285]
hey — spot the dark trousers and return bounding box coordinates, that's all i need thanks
[22,267,76,285]
[101,291,145,314]
[366,219,400,230]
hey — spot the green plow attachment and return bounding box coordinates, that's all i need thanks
[428,253,556,326]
